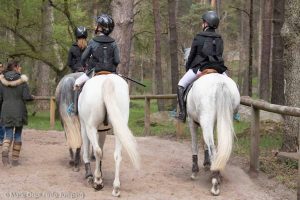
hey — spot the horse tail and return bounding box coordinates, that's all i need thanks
[102,78,140,170]
[56,77,82,149]
[211,82,234,171]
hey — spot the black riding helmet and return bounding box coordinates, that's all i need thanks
[75,26,88,39]
[202,11,219,29]
[96,14,114,35]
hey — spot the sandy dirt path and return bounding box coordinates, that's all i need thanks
[0,129,296,200]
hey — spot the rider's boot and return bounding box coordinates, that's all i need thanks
[2,139,12,166]
[11,141,22,166]
[177,86,186,122]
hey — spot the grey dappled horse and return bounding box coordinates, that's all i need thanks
[55,72,83,172]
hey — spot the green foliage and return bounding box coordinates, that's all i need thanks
[179,3,211,42]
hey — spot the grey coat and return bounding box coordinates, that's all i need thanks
[0,72,33,127]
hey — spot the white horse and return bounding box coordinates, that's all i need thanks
[183,48,240,195]
[78,74,140,197]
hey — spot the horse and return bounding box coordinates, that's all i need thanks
[182,48,240,195]
[55,72,83,172]
[78,73,140,197]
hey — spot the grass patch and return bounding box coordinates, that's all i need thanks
[234,120,297,189]
[26,110,63,131]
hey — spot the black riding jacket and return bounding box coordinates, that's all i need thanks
[67,43,85,73]
[186,28,227,74]
[81,34,120,73]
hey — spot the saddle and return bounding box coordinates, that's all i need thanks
[94,71,112,76]
[183,68,218,102]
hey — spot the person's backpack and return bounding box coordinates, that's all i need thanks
[201,33,224,63]
[92,42,115,72]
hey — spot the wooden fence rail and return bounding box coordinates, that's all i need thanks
[34,94,300,197]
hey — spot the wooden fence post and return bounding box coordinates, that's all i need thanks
[144,97,150,135]
[298,121,300,199]
[249,106,260,175]
[50,97,56,129]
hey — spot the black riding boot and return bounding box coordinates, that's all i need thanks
[177,86,186,122]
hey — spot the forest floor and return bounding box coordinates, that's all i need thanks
[0,129,296,200]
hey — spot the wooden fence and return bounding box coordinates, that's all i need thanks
[35,94,300,196]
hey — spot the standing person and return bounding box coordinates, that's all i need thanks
[0,60,34,166]
[67,26,88,73]
[177,11,227,122]
[74,13,120,88]
[0,62,5,148]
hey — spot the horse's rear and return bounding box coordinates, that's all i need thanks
[187,73,240,195]
[55,72,83,171]
[78,74,140,196]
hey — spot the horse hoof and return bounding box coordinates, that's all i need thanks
[211,178,220,196]
[87,176,94,186]
[190,172,198,180]
[93,182,104,191]
[112,187,121,197]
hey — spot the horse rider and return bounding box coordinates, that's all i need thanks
[73,14,120,113]
[0,60,34,166]
[67,26,88,73]
[177,11,227,123]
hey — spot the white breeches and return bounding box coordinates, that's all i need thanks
[74,73,90,87]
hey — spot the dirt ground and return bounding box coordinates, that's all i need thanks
[0,129,296,200]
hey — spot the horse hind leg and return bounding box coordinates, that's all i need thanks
[200,116,221,195]
[112,137,122,197]
[81,124,93,185]
[89,128,104,191]
[203,144,211,171]
[211,170,222,196]
[73,147,81,172]
[189,119,199,180]
[69,148,74,166]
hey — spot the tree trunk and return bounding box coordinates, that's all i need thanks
[168,0,179,108]
[259,0,272,101]
[152,0,164,111]
[248,0,254,96]
[238,6,247,93]
[111,0,134,77]
[36,0,52,110]
[241,0,252,96]
[211,0,216,8]
[271,0,285,105]
[281,0,300,152]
